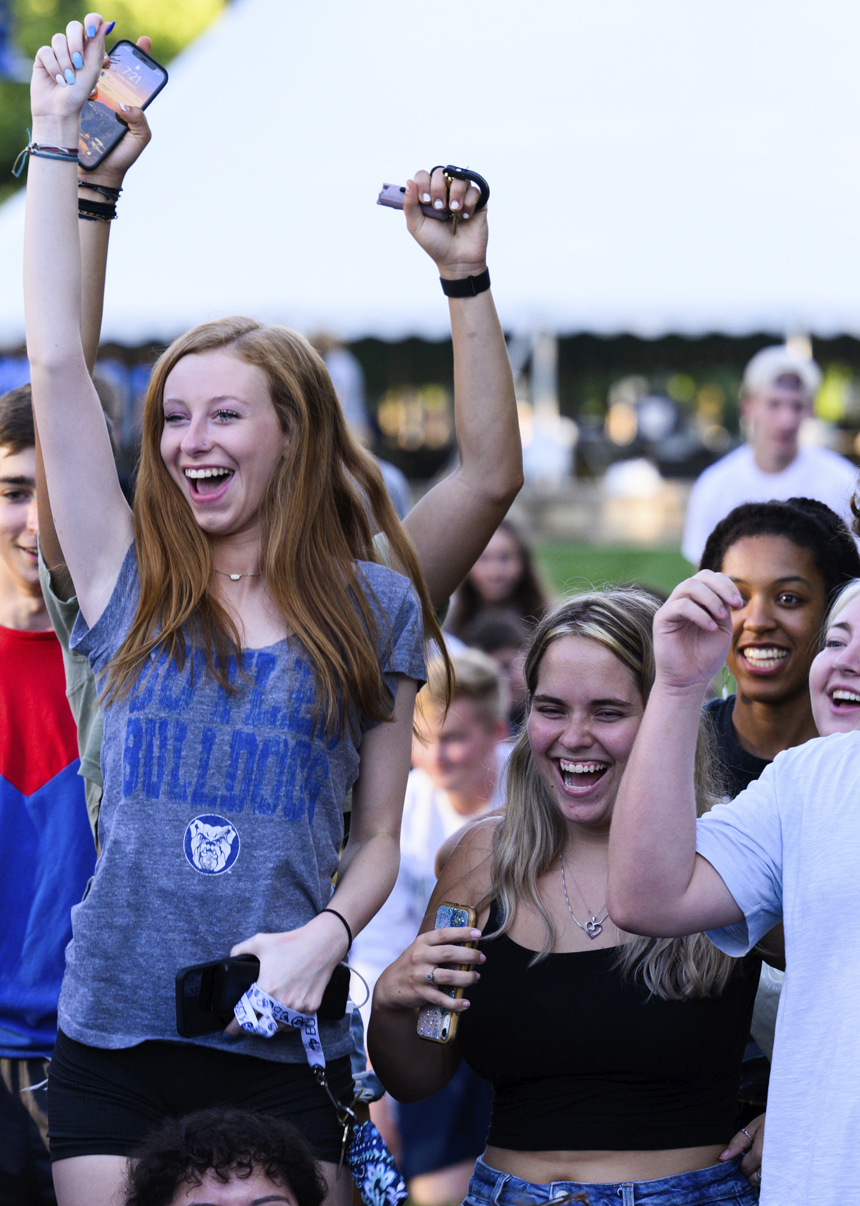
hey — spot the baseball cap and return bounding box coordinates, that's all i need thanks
[741,345,822,399]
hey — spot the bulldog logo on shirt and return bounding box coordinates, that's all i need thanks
[184,815,240,875]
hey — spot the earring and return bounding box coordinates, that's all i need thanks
[721,664,731,701]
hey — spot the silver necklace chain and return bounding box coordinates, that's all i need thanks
[560,859,609,940]
[213,569,262,581]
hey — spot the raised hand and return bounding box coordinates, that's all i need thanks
[31,14,109,124]
[404,167,489,278]
[654,570,743,692]
[84,37,153,187]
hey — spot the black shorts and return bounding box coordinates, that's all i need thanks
[48,1030,353,1164]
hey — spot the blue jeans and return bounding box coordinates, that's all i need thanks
[463,1155,758,1206]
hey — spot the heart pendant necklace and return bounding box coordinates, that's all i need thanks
[560,859,609,940]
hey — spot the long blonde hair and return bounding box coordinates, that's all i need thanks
[104,317,447,732]
[479,588,735,1000]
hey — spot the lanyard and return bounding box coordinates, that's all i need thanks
[234,982,357,1139]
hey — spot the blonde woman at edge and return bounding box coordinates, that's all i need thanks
[370,590,767,1206]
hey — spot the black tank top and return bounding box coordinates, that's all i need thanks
[456,905,759,1151]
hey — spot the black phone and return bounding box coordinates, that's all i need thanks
[175,955,351,1038]
[79,39,168,171]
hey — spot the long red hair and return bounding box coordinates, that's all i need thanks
[104,317,447,732]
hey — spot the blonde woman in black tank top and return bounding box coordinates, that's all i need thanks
[370,591,777,1206]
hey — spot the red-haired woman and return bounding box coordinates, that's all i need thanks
[22,16,515,1206]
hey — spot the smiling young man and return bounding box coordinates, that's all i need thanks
[682,345,858,565]
[0,385,95,1204]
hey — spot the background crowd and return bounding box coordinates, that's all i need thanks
[3,7,860,1206]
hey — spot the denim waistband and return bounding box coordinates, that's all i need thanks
[464,1155,755,1206]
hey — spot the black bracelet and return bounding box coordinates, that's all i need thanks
[321,907,353,951]
[440,268,491,297]
[78,198,117,222]
[78,180,122,201]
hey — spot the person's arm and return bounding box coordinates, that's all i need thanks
[399,169,522,610]
[367,818,494,1102]
[607,571,747,935]
[227,675,418,1020]
[37,41,152,601]
[25,16,133,626]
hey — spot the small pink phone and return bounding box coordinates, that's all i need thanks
[416,902,477,1044]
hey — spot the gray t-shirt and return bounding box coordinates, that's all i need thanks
[59,545,425,1063]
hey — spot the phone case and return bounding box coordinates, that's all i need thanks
[175,955,351,1037]
[175,954,259,1038]
[79,39,169,171]
[416,902,477,1044]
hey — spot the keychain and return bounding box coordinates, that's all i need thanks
[377,164,490,231]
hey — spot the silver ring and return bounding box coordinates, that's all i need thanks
[741,1127,754,1145]
[427,970,435,983]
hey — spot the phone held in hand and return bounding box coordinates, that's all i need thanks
[416,902,477,1044]
[175,955,351,1038]
[79,39,168,171]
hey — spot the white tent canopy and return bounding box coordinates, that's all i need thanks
[1,0,860,345]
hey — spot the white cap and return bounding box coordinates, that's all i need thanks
[741,345,822,399]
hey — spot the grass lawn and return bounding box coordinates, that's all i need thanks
[535,543,692,600]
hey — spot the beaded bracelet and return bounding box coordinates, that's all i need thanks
[78,198,117,222]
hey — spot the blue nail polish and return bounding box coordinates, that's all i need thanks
[105,20,116,34]
[72,52,83,69]
[64,68,75,84]
[86,24,96,37]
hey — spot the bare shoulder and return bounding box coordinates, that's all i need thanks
[422,815,501,933]
[435,810,502,878]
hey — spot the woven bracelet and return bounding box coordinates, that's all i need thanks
[12,134,78,177]
[78,198,117,222]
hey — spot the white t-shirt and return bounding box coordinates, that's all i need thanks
[696,731,860,1205]
[682,443,858,564]
[352,753,508,1029]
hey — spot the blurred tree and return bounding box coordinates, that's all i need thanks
[0,0,226,201]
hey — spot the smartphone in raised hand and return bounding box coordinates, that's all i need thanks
[79,39,168,171]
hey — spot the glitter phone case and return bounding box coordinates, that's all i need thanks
[416,902,477,1044]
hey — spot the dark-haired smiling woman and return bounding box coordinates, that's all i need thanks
[698,497,860,796]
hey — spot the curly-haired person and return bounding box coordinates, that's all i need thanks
[124,1108,327,1206]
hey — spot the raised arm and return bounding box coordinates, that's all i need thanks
[24,14,133,626]
[607,571,747,935]
[400,169,522,610]
[37,43,152,600]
